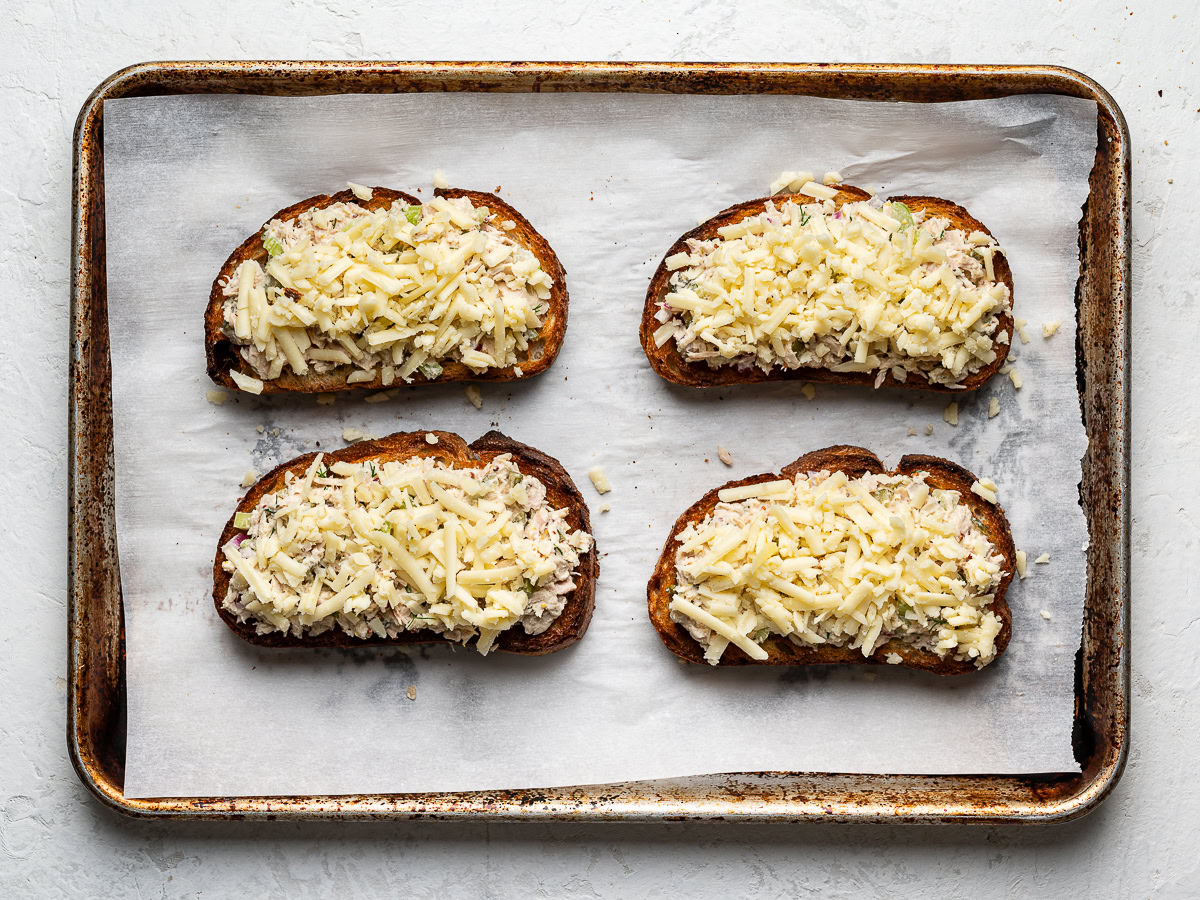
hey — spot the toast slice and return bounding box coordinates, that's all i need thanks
[213,430,597,654]
[640,186,1015,392]
[647,445,1015,674]
[206,186,569,393]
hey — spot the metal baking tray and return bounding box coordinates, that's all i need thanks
[69,61,1129,823]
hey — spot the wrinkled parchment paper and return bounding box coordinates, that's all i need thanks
[104,91,1096,797]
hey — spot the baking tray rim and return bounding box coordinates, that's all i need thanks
[69,59,1130,823]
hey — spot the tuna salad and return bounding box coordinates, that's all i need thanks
[220,192,553,385]
[650,196,1011,388]
[668,469,1007,666]
[221,452,594,654]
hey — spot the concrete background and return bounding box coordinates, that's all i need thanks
[3,0,1195,896]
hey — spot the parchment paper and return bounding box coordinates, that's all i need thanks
[104,91,1096,798]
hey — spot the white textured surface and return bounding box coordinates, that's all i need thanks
[3,0,1197,896]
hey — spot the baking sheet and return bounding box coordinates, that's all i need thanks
[103,91,1096,798]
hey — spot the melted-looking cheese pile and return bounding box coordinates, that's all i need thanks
[669,469,1006,667]
[221,452,593,653]
[221,195,553,385]
[652,191,1010,387]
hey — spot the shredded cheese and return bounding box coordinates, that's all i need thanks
[220,453,593,651]
[670,468,1007,667]
[220,195,552,385]
[230,371,264,394]
[970,478,999,504]
[770,170,815,195]
[588,466,611,494]
[657,196,1010,388]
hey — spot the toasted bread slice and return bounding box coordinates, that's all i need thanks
[647,445,1015,674]
[640,186,1014,392]
[206,187,569,393]
[213,430,597,654]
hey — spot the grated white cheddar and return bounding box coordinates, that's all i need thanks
[588,466,611,494]
[770,170,815,195]
[656,197,1010,388]
[220,453,593,650]
[944,401,959,426]
[1034,552,1051,564]
[1016,316,1030,344]
[230,371,264,394]
[988,396,1000,418]
[670,468,1007,667]
[1043,320,1062,338]
[970,478,998,504]
[220,195,553,385]
[1016,549,1028,579]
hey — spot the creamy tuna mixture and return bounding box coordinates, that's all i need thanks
[220,194,553,385]
[651,196,1011,388]
[221,452,593,653]
[668,469,1007,666]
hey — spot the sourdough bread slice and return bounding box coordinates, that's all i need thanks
[640,186,1014,392]
[206,187,568,393]
[214,430,596,654]
[647,445,1014,674]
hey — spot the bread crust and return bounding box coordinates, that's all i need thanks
[213,430,597,655]
[646,445,1015,674]
[639,186,1015,392]
[205,187,569,393]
